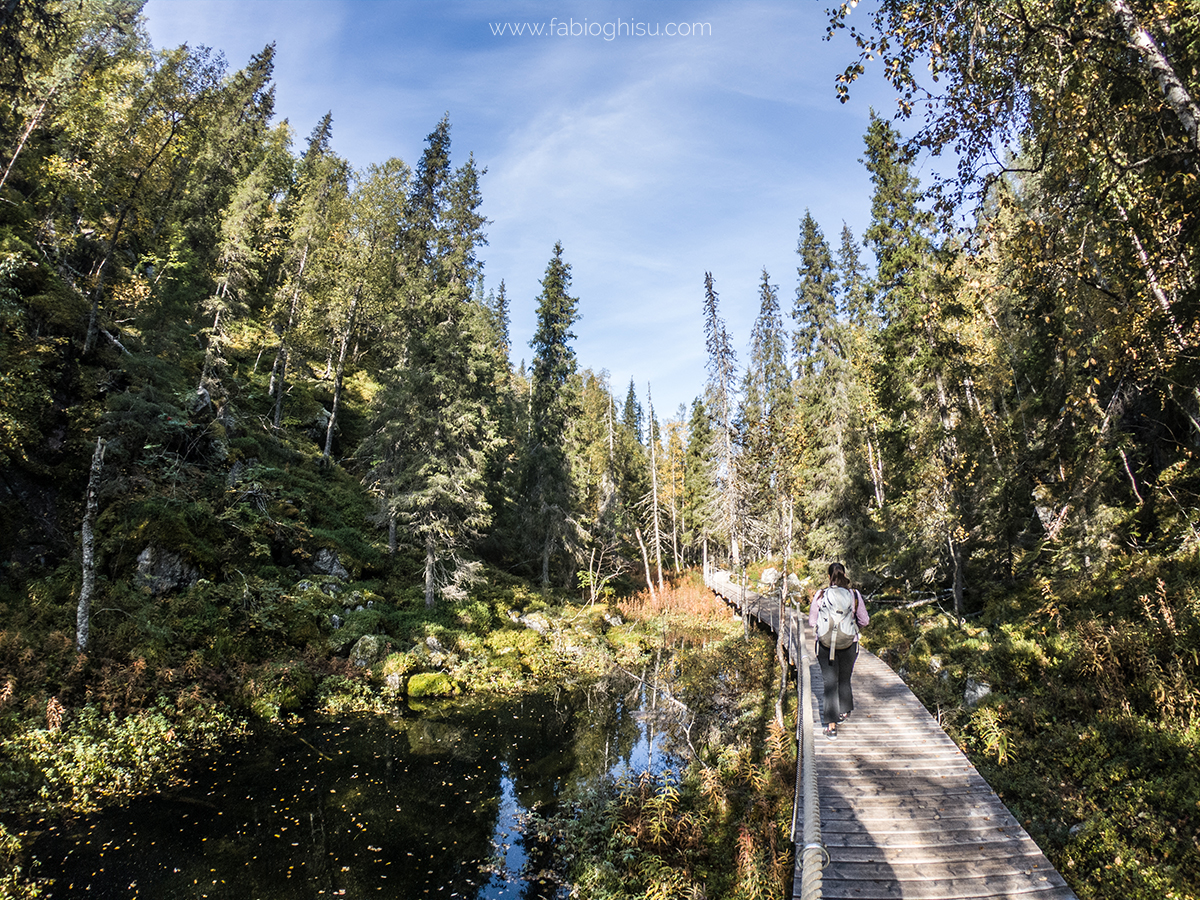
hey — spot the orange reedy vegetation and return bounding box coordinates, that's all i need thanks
[619,576,730,624]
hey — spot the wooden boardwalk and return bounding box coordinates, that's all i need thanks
[707,572,1078,900]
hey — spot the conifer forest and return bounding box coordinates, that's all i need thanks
[1,2,1199,899]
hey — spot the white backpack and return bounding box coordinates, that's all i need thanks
[816,586,860,657]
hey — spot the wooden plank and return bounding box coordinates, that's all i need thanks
[825,857,1071,882]
[821,801,1015,821]
[821,877,1077,900]
[812,842,1066,865]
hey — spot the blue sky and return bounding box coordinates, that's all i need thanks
[144,0,909,420]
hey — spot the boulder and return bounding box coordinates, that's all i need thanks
[787,573,804,591]
[349,634,386,666]
[759,567,780,585]
[963,678,992,707]
[312,548,350,579]
[602,611,624,627]
[136,546,199,595]
[520,612,552,636]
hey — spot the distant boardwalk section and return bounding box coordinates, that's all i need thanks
[706,571,1078,900]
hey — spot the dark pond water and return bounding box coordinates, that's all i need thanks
[32,672,685,899]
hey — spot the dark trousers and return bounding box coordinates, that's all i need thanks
[815,641,858,724]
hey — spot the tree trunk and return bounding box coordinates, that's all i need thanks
[424,532,437,608]
[198,301,224,393]
[541,518,553,592]
[775,499,792,729]
[648,405,664,593]
[84,120,183,354]
[1109,0,1200,158]
[636,527,657,601]
[671,491,681,573]
[0,89,56,194]
[324,290,359,458]
[272,343,288,428]
[865,427,885,508]
[76,437,106,652]
[741,562,749,638]
[271,242,309,428]
[949,532,965,621]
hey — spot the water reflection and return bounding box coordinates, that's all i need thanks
[33,670,687,899]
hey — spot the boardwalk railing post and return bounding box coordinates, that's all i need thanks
[794,596,826,900]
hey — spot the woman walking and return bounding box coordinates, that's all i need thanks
[808,562,869,739]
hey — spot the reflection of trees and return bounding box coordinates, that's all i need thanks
[41,678,694,899]
[562,675,644,788]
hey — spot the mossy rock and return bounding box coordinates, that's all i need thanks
[407,671,455,698]
[241,661,316,720]
[349,633,388,665]
[490,647,526,673]
[485,627,542,656]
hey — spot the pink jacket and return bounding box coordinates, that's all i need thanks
[808,587,870,641]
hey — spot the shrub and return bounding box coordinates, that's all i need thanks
[238,660,316,720]
[0,696,244,815]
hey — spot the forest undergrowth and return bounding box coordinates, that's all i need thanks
[864,555,1200,900]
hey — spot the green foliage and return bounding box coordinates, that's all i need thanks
[313,674,385,715]
[0,696,245,815]
[0,818,44,900]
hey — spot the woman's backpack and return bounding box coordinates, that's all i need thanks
[816,586,860,658]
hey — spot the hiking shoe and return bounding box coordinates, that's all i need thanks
[823,724,838,740]
[838,712,851,723]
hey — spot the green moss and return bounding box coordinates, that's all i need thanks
[406,671,455,698]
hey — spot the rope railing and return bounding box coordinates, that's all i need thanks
[704,566,825,899]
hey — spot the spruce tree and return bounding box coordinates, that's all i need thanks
[702,272,739,566]
[622,377,644,444]
[738,268,792,557]
[322,158,409,459]
[837,222,872,329]
[521,241,581,589]
[268,114,348,428]
[362,121,498,606]
[682,397,717,563]
[862,111,935,499]
[793,213,856,561]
